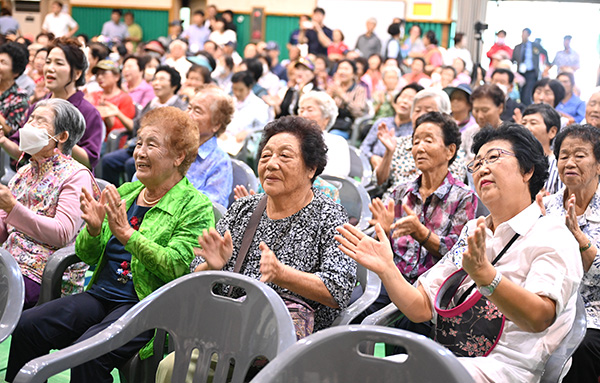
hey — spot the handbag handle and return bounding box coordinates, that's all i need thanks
[233,195,268,274]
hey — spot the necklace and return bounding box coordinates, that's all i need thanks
[142,188,162,205]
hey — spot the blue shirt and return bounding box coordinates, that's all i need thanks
[524,41,534,71]
[557,94,586,123]
[186,136,233,207]
[101,21,129,41]
[182,24,211,53]
[359,117,412,159]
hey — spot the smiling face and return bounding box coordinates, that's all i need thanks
[533,84,555,106]
[133,124,184,187]
[187,92,218,143]
[472,97,502,128]
[585,93,600,129]
[299,98,327,131]
[44,47,77,93]
[557,136,600,194]
[411,121,454,173]
[294,64,314,86]
[258,132,314,199]
[151,70,176,101]
[336,61,354,83]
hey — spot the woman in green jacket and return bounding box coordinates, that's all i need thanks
[6,106,214,383]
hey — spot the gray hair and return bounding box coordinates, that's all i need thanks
[411,88,451,115]
[35,98,86,155]
[299,91,339,131]
[381,65,401,79]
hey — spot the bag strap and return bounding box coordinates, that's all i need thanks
[233,195,268,274]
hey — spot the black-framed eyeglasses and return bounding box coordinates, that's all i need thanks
[467,148,516,173]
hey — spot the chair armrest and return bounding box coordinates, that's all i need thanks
[37,245,79,306]
[332,268,381,326]
[106,128,130,153]
[361,301,403,327]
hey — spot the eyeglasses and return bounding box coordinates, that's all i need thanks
[467,148,516,173]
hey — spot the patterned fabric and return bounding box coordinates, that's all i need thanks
[545,154,563,195]
[553,49,580,70]
[257,177,340,204]
[544,186,600,329]
[383,135,468,200]
[359,117,412,160]
[186,136,232,207]
[0,83,29,134]
[5,152,99,293]
[389,172,476,284]
[191,188,357,330]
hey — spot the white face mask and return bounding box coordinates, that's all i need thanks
[19,123,59,156]
[495,83,508,97]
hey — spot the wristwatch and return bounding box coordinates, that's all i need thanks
[477,270,502,297]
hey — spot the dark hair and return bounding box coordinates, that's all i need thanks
[532,78,565,108]
[497,30,506,36]
[557,72,575,87]
[123,54,148,72]
[491,68,514,84]
[470,83,505,108]
[472,123,548,200]
[0,42,29,77]
[223,10,234,18]
[387,22,401,36]
[48,37,88,87]
[425,31,438,46]
[155,65,181,93]
[523,28,531,35]
[76,33,89,45]
[193,9,205,16]
[124,11,134,18]
[553,124,600,164]
[394,82,425,103]
[0,8,12,16]
[453,32,464,46]
[188,64,211,84]
[412,57,426,67]
[88,42,110,62]
[441,65,457,79]
[112,9,122,16]
[258,116,327,182]
[53,1,64,8]
[410,24,422,35]
[414,112,461,165]
[241,57,263,82]
[223,55,234,71]
[231,70,254,88]
[522,103,561,143]
[337,58,356,74]
[313,7,325,15]
[354,57,367,74]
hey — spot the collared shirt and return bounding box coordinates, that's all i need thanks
[419,203,582,382]
[0,83,28,134]
[186,136,232,207]
[382,135,468,199]
[553,49,580,70]
[355,33,382,58]
[390,172,476,284]
[101,21,129,41]
[182,24,211,53]
[557,94,586,123]
[124,80,155,109]
[360,117,412,160]
[42,12,77,37]
[524,41,534,71]
[545,154,563,195]
[545,186,600,330]
[226,92,269,136]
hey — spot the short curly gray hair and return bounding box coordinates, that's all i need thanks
[299,91,339,131]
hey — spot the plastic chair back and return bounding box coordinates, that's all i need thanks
[14,271,297,383]
[320,175,372,230]
[36,245,79,306]
[0,248,24,343]
[332,264,381,326]
[250,325,474,383]
[540,294,587,383]
[229,159,259,206]
[348,146,373,188]
[0,149,15,186]
[213,202,227,223]
[95,178,112,192]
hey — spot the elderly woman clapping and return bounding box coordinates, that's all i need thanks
[6,107,214,382]
[299,91,350,178]
[543,124,600,382]
[0,99,97,308]
[338,124,582,382]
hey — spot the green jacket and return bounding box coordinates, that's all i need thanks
[75,177,214,358]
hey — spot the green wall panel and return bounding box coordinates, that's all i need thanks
[234,14,299,61]
[71,7,169,42]
[405,21,444,47]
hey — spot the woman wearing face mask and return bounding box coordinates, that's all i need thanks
[0,99,99,308]
[0,37,103,170]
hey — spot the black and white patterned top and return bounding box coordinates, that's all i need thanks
[191,188,357,330]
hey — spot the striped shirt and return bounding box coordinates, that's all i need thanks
[545,154,563,195]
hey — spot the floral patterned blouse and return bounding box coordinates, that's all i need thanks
[544,186,600,329]
[0,83,29,134]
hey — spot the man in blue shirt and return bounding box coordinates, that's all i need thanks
[101,9,129,43]
[556,72,586,123]
[181,10,211,54]
[512,28,548,106]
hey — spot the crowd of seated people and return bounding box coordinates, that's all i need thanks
[2,5,600,382]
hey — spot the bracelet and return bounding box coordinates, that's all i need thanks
[580,241,592,252]
[419,228,432,246]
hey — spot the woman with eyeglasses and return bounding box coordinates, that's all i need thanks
[337,123,582,382]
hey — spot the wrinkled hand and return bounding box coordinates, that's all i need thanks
[390,204,424,239]
[0,184,16,214]
[377,122,396,153]
[234,185,255,200]
[259,242,286,283]
[565,194,586,243]
[103,185,134,244]
[196,228,233,271]
[462,217,493,281]
[369,198,395,235]
[535,191,547,216]
[80,186,106,237]
[335,223,395,276]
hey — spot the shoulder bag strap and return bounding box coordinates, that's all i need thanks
[233,195,268,274]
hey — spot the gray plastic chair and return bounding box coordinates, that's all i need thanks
[94,178,112,192]
[540,294,587,383]
[348,146,373,188]
[0,149,15,186]
[250,325,474,383]
[14,271,297,383]
[229,158,259,206]
[0,248,24,343]
[332,264,381,326]
[349,114,374,147]
[213,202,227,223]
[320,175,372,230]
[105,127,130,153]
[36,245,79,306]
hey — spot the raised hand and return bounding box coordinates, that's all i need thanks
[369,197,395,235]
[196,228,233,271]
[377,122,397,153]
[233,185,256,200]
[259,242,285,283]
[335,223,395,276]
[535,191,547,216]
[390,203,423,239]
[0,184,16,213]
[103,185,134,244]
[565,194,586,242]
[462,217,491,279]
[80,186,106,237]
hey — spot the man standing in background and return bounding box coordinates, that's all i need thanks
[512,28,548,105]
[42,1,78,38]
[355,17,381,58]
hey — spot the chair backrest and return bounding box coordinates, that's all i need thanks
[213,202,227,223]
[229,158,259,206]
[320,175,372,230]
[0,149,15,186]
[331,264,381,326]
[540,294,587,383]
[95,178,112,192]
[106,127,130,153]
[14,271,297,383]
[251,325,475,383]
[0,248,25,343]
[348,146,373,188]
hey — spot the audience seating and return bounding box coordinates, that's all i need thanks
[0,149,15,186]
[212,202,227,223]
[320,175,372,230]
[250,325,475,383]
[349,114,374,147]
[36,245,78,306]
[229,158,259,206]
[0,248,24,343]
[331,264,381,326]
[13,271,297,383]
[348,146,373,188]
